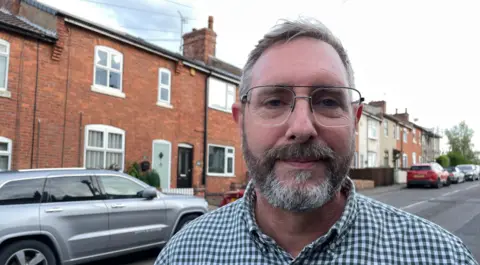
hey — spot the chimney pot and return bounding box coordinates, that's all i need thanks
[405,108,408,113]
[395,108,398,114]
[208,16,214,30]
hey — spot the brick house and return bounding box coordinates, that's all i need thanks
[0,0,247,195]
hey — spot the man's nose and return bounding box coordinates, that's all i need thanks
[285,98,318,143]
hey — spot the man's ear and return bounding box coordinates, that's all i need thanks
[354,104,363,131]
[232,102,243,134]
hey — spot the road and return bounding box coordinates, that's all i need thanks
[87,181,480,265]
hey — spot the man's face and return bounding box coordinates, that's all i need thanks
[233,37,362,212]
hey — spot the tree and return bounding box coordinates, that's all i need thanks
[444,121,476,161]
[436,155,450,168]
[447,151,470,166]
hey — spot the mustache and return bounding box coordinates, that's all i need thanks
[261,141,336,164]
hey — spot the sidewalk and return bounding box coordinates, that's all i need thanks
[359,184,406,196]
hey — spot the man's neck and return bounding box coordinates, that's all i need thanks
[254,189,347,258]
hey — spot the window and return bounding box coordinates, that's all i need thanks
[0,178,44,205]
[367,152,377,167]
[418,132,421,145]
[158,68,171,105]
[383,121,388,137]
[207,144,235,176]
[84,125,125,171]
[360,154,365,168]
[99,175,145,199]
[93,46,124,96]
[413,129,416,143]
[353,152,358,168]
[402,154,408,168]
[395,125,400,140]
[403,128,408,143]
[412,152,416,164]
[0,136,12,171]
[208,77,235,112]
[419,155,422,163]
[368,119,378,139]
[0,39,10,91]
[44,176,100,202]
[384,151,389,167]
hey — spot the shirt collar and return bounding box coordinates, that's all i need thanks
[240,176,359,248]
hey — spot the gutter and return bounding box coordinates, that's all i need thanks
[0,21,56,43]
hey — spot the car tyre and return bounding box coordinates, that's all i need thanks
[433,178,442,189]
[173,214,200,235]
[0,240,56,265]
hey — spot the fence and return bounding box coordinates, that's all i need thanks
[349,167,395,187]
[160,188,194,196]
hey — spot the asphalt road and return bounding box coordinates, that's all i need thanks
[88,181,480,265]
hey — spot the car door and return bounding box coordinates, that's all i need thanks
[39,174,109,260]
[96,174,168,251]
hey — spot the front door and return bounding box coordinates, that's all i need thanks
[177,145,193,188]
[152,140,171,189]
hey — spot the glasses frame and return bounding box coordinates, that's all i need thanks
[240,85,365,127]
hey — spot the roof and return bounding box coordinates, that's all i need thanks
[22,0,241,82]
[0,8,56,42]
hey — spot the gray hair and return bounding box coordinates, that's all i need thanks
[240,17,355,98]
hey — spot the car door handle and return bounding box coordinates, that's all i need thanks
[45,207,63,213]
[111,204,125,209]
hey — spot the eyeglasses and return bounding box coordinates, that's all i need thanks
[240,85,364,127]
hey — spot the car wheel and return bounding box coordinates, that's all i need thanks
[433,178,442,189]
[0,240,56,265]
[174,214,200,235]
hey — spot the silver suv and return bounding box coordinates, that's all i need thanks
[0,168,209,265]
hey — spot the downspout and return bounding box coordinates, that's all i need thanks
[30,41,40,168]
[202,71,212,197]
[61,26,72,167]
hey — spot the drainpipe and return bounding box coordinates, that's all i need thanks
[30,41,40,168]
[61,26,72,167]
[202,71,212,197]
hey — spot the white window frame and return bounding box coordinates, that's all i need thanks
[208,77,236,113]
[0,136,12,171]
[207,144,235,177]
[368,119,378,139]
[412,152,417,164]
[0,39,10,91]
[413,129,416,143]
[395,125,400,140]
[157,68,172,107]
[383,121,388,137]
[403,128,408,143]
[84,124,126,171]
[367,151,377,167]
[92,46,125,98]
[402,154,408,168]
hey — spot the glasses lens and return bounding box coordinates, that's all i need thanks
[311,87,360,127]
[247,86,294,126]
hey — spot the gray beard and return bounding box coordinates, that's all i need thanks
[242,128,355,212]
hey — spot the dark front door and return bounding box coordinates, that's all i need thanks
[177,146,193,188]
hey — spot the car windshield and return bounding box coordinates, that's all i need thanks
[457,165,473,171]
[410,165,431,171]
[446,167,456,172]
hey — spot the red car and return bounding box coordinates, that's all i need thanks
[219,189,245,207]
[407,163,450,189]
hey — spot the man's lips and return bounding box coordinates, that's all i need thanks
[279,159,324,169]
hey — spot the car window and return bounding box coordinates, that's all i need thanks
[98,175,145,199]
[410,165,431,171]
[0,178,45,205]
[44,175,101,203]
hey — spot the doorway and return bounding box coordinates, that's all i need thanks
[177,144,193,188]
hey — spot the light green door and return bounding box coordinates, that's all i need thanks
[152,140,171,189]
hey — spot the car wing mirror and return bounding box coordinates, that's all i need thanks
[142,187,158,199]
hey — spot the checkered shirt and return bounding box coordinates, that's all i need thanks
[155,178,478,264]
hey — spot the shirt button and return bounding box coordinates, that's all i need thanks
[329,244,336,250]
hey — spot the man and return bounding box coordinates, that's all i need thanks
[155,18,478,264]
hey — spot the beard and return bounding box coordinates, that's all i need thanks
[242,128,355,213]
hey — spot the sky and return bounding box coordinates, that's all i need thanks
[38,0,480,152]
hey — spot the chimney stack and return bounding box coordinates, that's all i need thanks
[368,100,386,114]
[182,15,217,63]
[0,0,21,15]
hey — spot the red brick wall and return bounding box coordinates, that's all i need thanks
[0,20,244,193]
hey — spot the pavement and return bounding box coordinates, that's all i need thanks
[87,181,480,265]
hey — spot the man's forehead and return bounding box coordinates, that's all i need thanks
[250,37,348,87]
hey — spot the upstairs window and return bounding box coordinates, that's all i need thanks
[93,46,123,92]
[208,77,235,112]
[158,68,172,105]
[0,39,10,91]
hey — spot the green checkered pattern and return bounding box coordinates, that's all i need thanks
[155,178,478,264]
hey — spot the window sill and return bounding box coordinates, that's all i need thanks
[91,85,126,98]
[368,137,378,140]
[208,173,235,178]
[156,102,173,109]
[209,105,232,114]
[0,89,11,98]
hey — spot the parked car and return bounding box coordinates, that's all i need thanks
[457,164,479,181]
[0,168,208,265]
[407,163,450,188]
[445,166,465,184]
